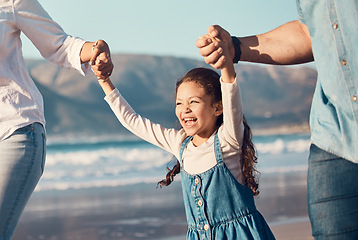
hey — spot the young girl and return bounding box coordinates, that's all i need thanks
[94,38,275,239]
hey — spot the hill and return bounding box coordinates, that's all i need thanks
[26,54,317,139]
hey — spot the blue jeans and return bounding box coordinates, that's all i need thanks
[308,144,358,240]
[0,123,46,240]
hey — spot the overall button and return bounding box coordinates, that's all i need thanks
[204,224,210,231]
[194,177,199,185]
[341,59,347,66]
[353,95,357,102]
[198,200,203,207]
[333,23,338,29]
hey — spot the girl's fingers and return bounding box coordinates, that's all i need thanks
[92,52,113,76]
[203,46,223,66]
[198,41,220,57]
[211,55,226,69]
[92,63,113,78]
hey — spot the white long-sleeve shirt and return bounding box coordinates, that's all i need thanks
[0,0,88,141]
[105,79,246,182]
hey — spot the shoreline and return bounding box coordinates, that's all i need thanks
[271,217,313,240]
[253,123,310,136]
[13,171,312,240]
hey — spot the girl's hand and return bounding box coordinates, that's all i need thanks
[91,52,110,79]
[196,25,235,69]
[197,34,225,69]
[90,40,114,80]
[211,37,236,83]
[92,52,115,95]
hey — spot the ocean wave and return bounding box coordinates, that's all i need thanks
[35,134,310,192]
[255,138,310,155]
[35,176,164,192]
[45,147,171,167]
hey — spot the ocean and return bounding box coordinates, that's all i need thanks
[37,133,311,192]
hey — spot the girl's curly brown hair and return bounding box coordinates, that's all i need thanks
[157,68,259,196]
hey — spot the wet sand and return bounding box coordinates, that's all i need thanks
[13,172,312,240]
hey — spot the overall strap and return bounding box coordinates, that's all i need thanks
[214,131,224,164]
[179,136,193,166]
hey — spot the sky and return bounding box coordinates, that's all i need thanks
[22,0,299,61]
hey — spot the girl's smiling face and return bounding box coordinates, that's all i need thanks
[175,81,222,146]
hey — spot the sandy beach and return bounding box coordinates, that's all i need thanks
[12,172,313,240]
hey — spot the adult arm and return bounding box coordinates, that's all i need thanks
[196,21,313,68]
[14,0,112,78]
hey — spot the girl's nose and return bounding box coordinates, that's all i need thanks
[184,106,191,113]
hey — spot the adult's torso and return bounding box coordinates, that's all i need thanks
[297,0,358,162]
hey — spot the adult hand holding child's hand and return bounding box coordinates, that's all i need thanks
[196,25,235,69]
[90,40,114,80]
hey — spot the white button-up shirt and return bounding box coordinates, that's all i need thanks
[0,0,88,141]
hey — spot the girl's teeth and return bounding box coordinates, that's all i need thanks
[184,118,196,126]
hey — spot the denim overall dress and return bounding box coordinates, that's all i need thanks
[179,133,275,239]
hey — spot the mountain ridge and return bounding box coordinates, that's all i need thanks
[27,54,317,138]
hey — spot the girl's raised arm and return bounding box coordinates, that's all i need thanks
[215,37,236,84]
[212,37,244,146]
[92,58,184,159]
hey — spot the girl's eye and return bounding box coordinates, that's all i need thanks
[176,102,182,106]
[190,100,199,104]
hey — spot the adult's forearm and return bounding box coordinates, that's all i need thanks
[239,20,314,65]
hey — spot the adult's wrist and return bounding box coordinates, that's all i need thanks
[231,36,242,64]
